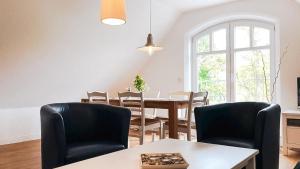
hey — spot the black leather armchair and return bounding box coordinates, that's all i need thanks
[194,102,281,169]
[40,103,131,169]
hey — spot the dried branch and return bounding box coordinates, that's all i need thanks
[260,52,270,103]
[270,46,288,102]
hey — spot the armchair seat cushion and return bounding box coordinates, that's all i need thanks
[201,137,255,149]
[66,141,125,164]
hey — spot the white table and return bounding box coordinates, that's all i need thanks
[56,139,258,169]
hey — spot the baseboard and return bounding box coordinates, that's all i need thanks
[0,133,41,145]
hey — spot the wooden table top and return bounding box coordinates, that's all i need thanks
[82,97,189,102]
[56,139,258,169]
[81,98,190,109]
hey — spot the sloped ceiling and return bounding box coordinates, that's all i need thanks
[160,0,238,12]
[0,0,240,108]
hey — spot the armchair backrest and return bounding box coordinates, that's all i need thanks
[42,103,131,145]
[195,102,269,140]
[40,103,131,169]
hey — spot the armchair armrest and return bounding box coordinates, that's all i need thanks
[40,105,66,169]
[254,104,281,169]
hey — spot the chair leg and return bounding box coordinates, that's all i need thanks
[152,133,155,142]
[140,127,144,145]
[162,125,166,139]
[140,136,143,145]
[159,121,163,139]
[187,131,191,141]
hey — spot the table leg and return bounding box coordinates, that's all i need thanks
[168,102,178,139]
[282,115,288,156]
[245,157,256,169]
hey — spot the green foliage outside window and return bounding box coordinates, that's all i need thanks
[198,51,270,104]
[198,54,226,104]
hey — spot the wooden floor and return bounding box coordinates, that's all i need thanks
[0,135,299,169]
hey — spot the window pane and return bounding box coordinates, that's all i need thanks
[212,29,226,51]
[235,49,270,102]
[196,34,210,53]
[253,27,270,47]
[234,26,250,49]
[197,53,226,104]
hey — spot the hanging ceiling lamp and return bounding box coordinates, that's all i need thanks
[138,0,162,56]
[101,0,126,26]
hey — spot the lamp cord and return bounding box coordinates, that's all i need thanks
[150,0,152,34]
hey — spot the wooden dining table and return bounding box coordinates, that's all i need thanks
[81,98,190,139]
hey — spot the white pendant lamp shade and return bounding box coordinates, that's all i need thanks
[138,33,162,56]
[101,0,126,26]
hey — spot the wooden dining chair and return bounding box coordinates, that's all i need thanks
[163,91,208,141]
[87,91,109,104]
[118,91,163,145]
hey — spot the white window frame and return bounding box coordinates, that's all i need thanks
[191,19,275,103]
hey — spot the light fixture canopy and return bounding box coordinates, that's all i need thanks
[138,0,163,55]
[101,0,126,26]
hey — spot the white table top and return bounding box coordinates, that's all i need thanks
[283,110,300,115]
[56,139,258,169]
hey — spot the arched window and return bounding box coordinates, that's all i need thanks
[192,20,275,104]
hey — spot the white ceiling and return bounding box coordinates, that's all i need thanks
[159,0,239,12]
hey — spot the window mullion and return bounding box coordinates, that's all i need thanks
[228,23,234,102]
[250,24,254,48]
[197,50,227,56]
[191,37,198,92]
[234,46,271,52]
[209,32,213,52]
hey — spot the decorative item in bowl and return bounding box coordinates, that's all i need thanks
[141,153,189,169]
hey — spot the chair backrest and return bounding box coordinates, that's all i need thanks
[87,91,109,104]
[118,91,145,116]
[118,91,145,132]
[169,91,191,99]
[186,91,209,127]
[118,91,144,110]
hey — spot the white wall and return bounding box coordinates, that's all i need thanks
[0,107,40,145]
[0,0,179,109]
[0,0,180,145]
[142,0,300,110]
